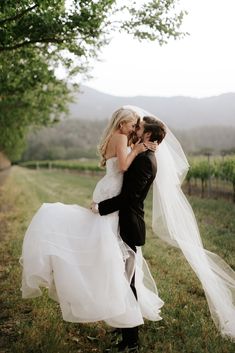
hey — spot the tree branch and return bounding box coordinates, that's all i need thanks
[0,4,38,25]
[0,37,64,52]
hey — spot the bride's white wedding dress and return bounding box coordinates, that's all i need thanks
[21,155,164,328]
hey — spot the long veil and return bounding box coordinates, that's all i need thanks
[124,105,235,341]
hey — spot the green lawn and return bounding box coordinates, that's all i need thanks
[0,167,234,353]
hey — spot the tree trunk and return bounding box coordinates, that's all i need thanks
[0,151,11,171]
[187,180,191,195]
[201,179,205,198]
[0,152,11,186]
[233,182,235,203]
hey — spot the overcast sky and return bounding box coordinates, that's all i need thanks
[83,0,235,98]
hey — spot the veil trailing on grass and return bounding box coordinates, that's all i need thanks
[124,105,235,342]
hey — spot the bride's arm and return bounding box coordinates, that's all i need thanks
[116,134,145,172]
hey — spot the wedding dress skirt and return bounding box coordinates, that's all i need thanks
[21,157,164,327]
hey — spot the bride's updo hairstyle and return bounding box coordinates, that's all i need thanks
[98,108,140,167]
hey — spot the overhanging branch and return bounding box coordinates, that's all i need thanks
[0,4,38,25]
[0,37,64,52]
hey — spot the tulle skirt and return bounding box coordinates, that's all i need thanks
[20,202,164,327]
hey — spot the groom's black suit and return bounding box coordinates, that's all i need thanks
[99,150,157,250]
[98,150,157,348]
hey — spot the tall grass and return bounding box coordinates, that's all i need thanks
[0,167,234,352]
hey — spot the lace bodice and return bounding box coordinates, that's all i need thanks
[92,157,124,203]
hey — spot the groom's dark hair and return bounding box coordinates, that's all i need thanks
[143,116,166,143]
[143,116,157,124]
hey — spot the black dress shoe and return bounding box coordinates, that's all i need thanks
[105,340,139,352]
[109,328,122,336]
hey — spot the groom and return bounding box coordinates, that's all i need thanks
[92,117,166,352]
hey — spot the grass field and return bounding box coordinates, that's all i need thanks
[0,167,235,353]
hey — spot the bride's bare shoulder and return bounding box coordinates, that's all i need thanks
[105,133,128,159]
[111,133,127,144]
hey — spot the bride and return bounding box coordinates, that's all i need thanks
[21,105,235,342]
[20,107,164,329]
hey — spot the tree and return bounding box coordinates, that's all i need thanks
[0,1,186,54]
[0,0,186,160]
[0,48,70,159]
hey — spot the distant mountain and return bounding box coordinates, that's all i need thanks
[67,86,235,129]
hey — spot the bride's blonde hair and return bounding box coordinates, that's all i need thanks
[98,108,140,167]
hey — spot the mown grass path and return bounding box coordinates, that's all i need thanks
[0,167,235,353]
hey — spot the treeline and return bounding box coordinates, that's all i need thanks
[175,126,235,155]
[21,119,235,161]
[21,119,107,160]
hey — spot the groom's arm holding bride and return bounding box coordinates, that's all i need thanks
[92,153,155,216]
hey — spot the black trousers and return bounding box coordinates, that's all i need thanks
[122,245,139,345]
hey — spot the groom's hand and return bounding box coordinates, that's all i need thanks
[90,202,99,214]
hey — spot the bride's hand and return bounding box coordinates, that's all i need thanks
[144,141,158,152]
[132,140,148,155]
[133,140,158,154]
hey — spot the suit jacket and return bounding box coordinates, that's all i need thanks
[98,150,157,249]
